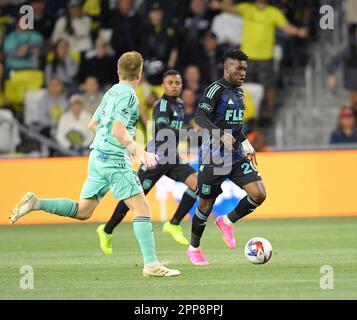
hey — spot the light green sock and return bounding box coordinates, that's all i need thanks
[39,199,78,218]
[133,216,158,265]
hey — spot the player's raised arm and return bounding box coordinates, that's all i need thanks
[210,0,239,15]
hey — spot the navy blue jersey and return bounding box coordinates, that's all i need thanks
[146,94,184,163]
[195,78,246,167]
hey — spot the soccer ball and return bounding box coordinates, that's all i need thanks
[244,237,272,264]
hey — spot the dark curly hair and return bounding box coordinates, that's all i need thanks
[223,49,248,62]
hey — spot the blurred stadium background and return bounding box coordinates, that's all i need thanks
[0,0,356,222]
[0,0,356,300]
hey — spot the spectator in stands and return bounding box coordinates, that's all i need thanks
[135,74,163,134]
[81,76,103,115]
[0,1,27,18]
[182,88,197,128]
[45,38,79,89]
[0,107,21,154]
[78,36,117,88]
[37,76,69,139]
[110,0,139,60]
[138,0,189,27]
[327,26,357,113]
[0,7,14,49]
[51,0,92,54]
[82,0,111,38]
[211,0,243,49]
[345,0,357,28]
[195,31,224,84]
[30,0,54,41]
[179,0,215,66]
[56,94,94,153]
[3,14,43,72]
[210,0,308,124]
[140,2,178,85]
[329,106,357,144]
[183,64,206,101]
[42,1,68,20]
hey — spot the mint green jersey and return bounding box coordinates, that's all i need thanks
[90,82,139,160]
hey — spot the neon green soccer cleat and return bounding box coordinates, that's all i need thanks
[96,224,113,255]
[162,221,189,245]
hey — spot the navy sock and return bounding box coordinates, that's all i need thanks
[104,201,130,234]
[170,188,198,225]
[190,208,210,248]
[227,196,259,223]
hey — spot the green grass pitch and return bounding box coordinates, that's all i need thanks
[0,217,356,300]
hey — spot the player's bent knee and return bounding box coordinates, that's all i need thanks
[190,182,198,192]
[186,174,198,191]
[198,202,213,215]
[75,212,92,220]
[250,190,266,205]
[134,200,151,217]
[76,207,95,220]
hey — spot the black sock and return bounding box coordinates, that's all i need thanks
[170,188,198,225]
[227,196,259,223]
[190,208,210,248]
[104,201,130,234]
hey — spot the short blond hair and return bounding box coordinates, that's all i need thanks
[117,51,144,81]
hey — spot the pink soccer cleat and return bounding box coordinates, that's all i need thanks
[215,216,237,249]
[186,247,209,266]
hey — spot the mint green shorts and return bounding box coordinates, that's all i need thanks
[80,150,143,202]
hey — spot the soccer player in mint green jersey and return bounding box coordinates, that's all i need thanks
[9,51,180,277]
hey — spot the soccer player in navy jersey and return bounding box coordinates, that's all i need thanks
[187,49,267,265]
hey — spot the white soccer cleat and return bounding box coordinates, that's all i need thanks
[9,192,38,224]
[143,262,181,278]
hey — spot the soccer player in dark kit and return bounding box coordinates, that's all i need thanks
[187,49,267,265]
[97,70,198,254]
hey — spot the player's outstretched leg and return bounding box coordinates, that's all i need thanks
[125,192,180,277]
[10,192,95,224]
[96,201,130,255]
[163,173,198,245]
[163,188,197,245]
[9,192,39,224]
[215,181,266,248]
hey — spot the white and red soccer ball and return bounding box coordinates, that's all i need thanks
[244,237,272,264]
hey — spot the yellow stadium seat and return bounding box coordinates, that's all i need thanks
[4,69,44,105]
